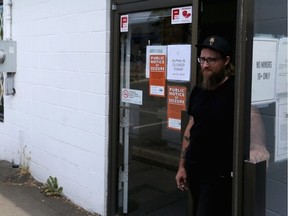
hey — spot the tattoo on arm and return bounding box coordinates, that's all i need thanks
[180,148,187,159]
[184,136,190,142]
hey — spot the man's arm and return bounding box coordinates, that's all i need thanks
[175,116,194,191]
[180,116,194,166]
[250,106,270,163]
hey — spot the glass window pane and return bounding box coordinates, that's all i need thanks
[251,0,287,215]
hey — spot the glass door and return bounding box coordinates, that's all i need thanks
[233,0,287,215]
[118,7,192,215]
[248,0,287,215]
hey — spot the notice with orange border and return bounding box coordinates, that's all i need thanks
[167,86,187,130]
[149,53,166,97]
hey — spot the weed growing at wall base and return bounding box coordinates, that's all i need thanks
[42,176,63,197]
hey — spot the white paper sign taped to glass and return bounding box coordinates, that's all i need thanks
[275,37,288,94]
[251,38,277,104]
[171,6,192,25]
[275,103,287,162]
[167,45,191,81]
[121,88,143,105]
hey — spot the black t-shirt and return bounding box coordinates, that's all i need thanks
[185,76,235,178]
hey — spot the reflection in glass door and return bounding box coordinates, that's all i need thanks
[250,0,287,215]
[118,8,192,215]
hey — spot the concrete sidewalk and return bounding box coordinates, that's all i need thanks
[0,160,100,216]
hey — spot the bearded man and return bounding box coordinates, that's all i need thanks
[175,35,269,216]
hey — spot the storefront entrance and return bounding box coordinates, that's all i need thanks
[110,0,238,215]
[117,6,192,215]
[109,0,287,215]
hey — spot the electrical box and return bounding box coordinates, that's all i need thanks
[0,41,17,95]
[0,40,16,73]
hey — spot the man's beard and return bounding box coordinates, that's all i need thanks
[200,68,226,90]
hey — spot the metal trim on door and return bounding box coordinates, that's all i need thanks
[233,0,257,215]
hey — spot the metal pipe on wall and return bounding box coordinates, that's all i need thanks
[3,0,12,40]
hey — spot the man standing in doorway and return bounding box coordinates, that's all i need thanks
[175,35,269,216]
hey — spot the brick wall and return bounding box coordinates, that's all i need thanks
[0,0,110,215]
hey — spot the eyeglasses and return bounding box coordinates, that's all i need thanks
[197,57,221,65]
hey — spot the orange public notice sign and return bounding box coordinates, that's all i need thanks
[149,54,166,97]
[167,86,187,131]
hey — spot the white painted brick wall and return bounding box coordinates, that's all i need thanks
[0,0,110,215]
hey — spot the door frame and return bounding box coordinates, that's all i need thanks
[108,0,195,215]
[108,0,256,215]
[233,0,255,215]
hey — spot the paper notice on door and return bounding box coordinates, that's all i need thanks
[148,46,167,97]
[275,103,288,162]
[167,45,191,81]
[120,15,129,32]
[171,6,192,25]
[121,88,143,105]
[167,86,187,130]
[146,45,167,78]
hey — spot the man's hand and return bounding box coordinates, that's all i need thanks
[250,143,270,163]
[175,167,188,191]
